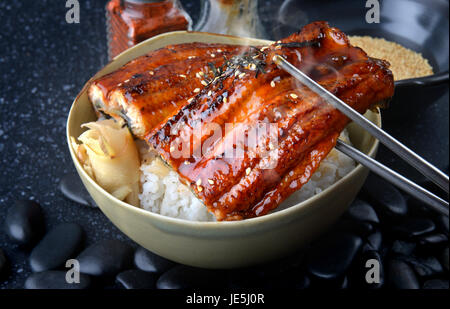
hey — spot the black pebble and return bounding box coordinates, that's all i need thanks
[116,269,158,289]
[391,217,435,238]
[441,247,449,271]
[306,232,362,281]
[76,240,134,277]
[399,255,443,277]
[339,276,349,289]
[5,200,45,246]
[387,259,419,289]
[0,248,8,278]
[435,215,449,234]
[59,173,97,208]
[346,199,379,224]
[29,223,85,272]
[25,270,91,289]
[417,233,448,250]
[362,175,408,217]
[365,230,383,252]
[391,240,416,256]
[134,247,176,274]
[294,274,311,289]
[335,218,374,238]
[157,265,228,289]
[423,279,449,289]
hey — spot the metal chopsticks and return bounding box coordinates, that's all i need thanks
[274,55,449,193]
[273,55,449,215]
[335,140,448,216]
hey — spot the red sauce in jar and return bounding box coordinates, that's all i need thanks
[106,0,190,59]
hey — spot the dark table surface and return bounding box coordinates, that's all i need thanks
[0,0,448,289]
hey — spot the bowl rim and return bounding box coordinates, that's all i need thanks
[67,30,381,230]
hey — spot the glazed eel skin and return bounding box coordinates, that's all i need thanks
[89,21,395,221]
[89,42,251,139]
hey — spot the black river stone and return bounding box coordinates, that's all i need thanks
[134,247,176,274]
[156,265,228,289]
[362,176,408,217]
[435,215,449,234]
[335,218,374,238]
[59,173,97,208]
[76,240,134,277]
[417,233,448,250]
[0,248,8,278]
[365,230,383,252]
[391,217,435,238]
[387,259,419,289]
[422,279,449,289]
[400,255,444,277]
[5,200,45,246]
[441,247,449,271]
[391,240,416,256]
[29,223,85,272]
[306,232,362,280]
[346,199,380,224]
[25,270,91,289]
[116,269,158,289]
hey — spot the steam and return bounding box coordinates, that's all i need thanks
[195,0,266,39]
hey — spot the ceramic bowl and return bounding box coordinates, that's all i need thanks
[67,31,381,269]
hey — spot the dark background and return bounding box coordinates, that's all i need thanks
[0,0,448,289]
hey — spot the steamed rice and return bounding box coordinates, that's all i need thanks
[138,130,355,222]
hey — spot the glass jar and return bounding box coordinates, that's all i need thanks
[106,0,192,59]
[195,0,265,39]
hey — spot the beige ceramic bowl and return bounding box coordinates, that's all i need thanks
[67,31,381,269]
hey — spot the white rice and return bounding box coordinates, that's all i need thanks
[137,130,355,222]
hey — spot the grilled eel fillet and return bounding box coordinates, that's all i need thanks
[88,43,252,139]
[147,21,394,220]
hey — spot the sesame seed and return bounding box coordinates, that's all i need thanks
[239,72,246,79]
[223,97,228,103]
[196,73,201,78]
[196,179,202,186]
[179,74,186,78]
[188,56,196,59]
[149,71,154,75]
[124,79,130,83]
[197,186,203,192]
[201,80,208,86]
[211,53,215,57]
[246,167,251,175]
[208,179,214,185]
[348,35,433,80]
[260,46,269,51]
[217,49,222,53]
[276,40,282,44]
[270,81,276,87]
[193,88,200,93]
[275,45,282,50]
[184,161,190,165]
[187,98,194,103]
[290,93,298,99]
[170,146,175,152]
[208,90,212,96]
[117,82,123,87]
